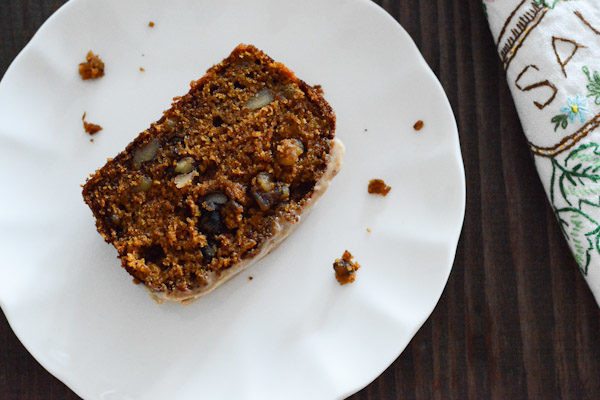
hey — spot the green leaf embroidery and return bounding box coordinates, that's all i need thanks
[549,143,600,277]
[553,144,600,207]
[551,114,569,131]
[555,208,598,275]
[583,66,600,105]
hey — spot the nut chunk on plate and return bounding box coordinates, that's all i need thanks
[82,44,344,304]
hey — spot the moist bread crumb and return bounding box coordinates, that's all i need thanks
[79,51,105,80]
[368,179,391,196]
[333,250,360,285]
[82,113,102,135]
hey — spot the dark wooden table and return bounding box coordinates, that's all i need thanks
[1,0,599,399]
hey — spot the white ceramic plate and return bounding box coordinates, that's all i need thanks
[0,0,465,398]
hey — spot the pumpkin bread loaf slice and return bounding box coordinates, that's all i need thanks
[82,44,344,304]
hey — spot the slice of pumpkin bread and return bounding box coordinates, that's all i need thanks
[82,44,344,304]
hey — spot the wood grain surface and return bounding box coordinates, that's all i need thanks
[1,0,599,399]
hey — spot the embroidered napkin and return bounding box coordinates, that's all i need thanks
[483,0,600,305]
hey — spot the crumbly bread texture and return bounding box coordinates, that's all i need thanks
[82,113,102,135]
[79,51,104,80]
[82,44,343,304]
[333,250,360,285]
[368,179,391,196]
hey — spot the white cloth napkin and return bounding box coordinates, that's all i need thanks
[484,0,600,305]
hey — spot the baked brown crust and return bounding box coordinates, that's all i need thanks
[82,44,341,303]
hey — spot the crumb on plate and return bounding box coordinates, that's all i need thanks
[413,120,424,131]
[78,51,104,80]
[148,21,155,27]
[366,227,371,233]
[333,250,360,285]
[82,112,103,135]
[368,179,391,196]
[248,276,253,281]
[139,67,145,72]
